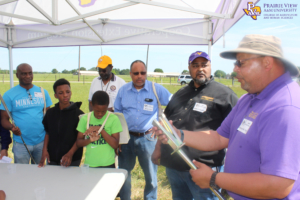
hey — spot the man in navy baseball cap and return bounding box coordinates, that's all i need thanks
[152,50,238,200]
[188,51,211,86]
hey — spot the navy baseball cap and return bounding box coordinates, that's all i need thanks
[188,51,211,64]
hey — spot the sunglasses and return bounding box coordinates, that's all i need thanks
[27,90,32,101]
[132,72,146,76]
[234,56,263,67]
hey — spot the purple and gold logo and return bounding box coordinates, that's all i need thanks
[243,2,261,20]
[78,0,97,7]
[110,85,116,91]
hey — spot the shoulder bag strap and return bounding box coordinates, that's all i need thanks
[97,112,111,134]
[152,82,163,117]
[40,87,46,115]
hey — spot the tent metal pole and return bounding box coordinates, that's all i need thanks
[146,45,149,74]
[7,27,14,88]
[52,0,58,24]
[0,0,17,6]
[78,46,80,82]
[208,40,212,59]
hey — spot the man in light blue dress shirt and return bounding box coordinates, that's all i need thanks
[114,60,172,200]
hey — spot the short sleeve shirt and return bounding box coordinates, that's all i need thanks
[217,72,300,200]
[77,111,122,167]
[0,85,52,145]
[88,74,126,108]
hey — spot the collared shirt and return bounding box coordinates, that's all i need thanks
[161,77,238,170]
[114,80,171,133]
[0,85,52,145]
[217,72,300,200]
[88,73,126,108]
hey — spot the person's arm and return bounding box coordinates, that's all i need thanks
[100,129,119,149]
[151,139,161,165]
[113,89,123,113]
[60,142,78,167]
[76,131,99,147]
[38,134,50,167]
[154,123,228,152]
[0,117,11,159]
[190,160,294,199]
[1,111,21,136]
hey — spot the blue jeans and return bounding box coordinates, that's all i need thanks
[166,165,224,200]
[118,134,157,200]
[12,141,44,164]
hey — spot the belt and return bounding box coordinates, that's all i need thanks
[129,129,152,137]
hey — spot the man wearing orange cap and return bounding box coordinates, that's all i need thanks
[88,55,126,112]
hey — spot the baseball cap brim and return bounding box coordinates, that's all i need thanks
[220,48,299,77]
[97,62,108,69]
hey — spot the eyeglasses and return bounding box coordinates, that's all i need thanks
[27,90,32,101]
[132,72,146,76]
[234,56,264,67]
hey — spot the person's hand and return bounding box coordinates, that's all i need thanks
[11,124,21,136]
[84,126,101,137]
[0,190,6,200]
[38,150,50,168]
[190,160,214,189]
[117,144,122,156]
[60,153,73,167]
[151,147,161,165]
[0,149,8,160]
[89,133,100,142]
[152,120,180,144]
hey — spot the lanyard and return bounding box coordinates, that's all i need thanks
[101,80,111,92]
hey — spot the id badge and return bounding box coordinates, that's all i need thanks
[237,118,253,134]
[143,104,154,111]
[193,103,207,113]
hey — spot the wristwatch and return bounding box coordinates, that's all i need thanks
[210,171,220,190]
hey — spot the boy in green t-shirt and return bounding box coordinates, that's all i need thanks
[76,91,122,168]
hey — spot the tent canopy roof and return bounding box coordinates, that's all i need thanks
[0,0,258,48]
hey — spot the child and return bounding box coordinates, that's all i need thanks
[76,91,122,168]
[39,78,84,167]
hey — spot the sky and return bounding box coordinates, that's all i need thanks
[0,0,299,75]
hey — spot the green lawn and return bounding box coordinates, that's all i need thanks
[1,74,247,200]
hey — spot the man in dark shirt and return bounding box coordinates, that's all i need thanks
[152,51,238,200]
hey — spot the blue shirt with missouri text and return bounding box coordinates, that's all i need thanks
[114,80,171,132]
[0,85,52,145]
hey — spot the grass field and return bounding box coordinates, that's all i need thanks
[1,74,247,200]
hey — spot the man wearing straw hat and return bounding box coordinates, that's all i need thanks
[154,34,300,199]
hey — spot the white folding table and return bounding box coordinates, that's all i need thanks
[0,163,127,200]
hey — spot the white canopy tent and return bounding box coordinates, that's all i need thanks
[0,0,259,88]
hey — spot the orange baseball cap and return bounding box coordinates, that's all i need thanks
[97,55,112,69]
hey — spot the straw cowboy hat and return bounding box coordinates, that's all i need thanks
[220,34,299,77]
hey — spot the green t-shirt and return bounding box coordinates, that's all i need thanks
[77,111,123,167]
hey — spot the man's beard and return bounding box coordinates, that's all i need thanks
[193,75,208,86]
[100,73,110,80]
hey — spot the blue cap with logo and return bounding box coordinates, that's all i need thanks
[188,51,211,64]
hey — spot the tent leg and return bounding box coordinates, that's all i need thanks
[8,45,14,88]
[208,40,212,59]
